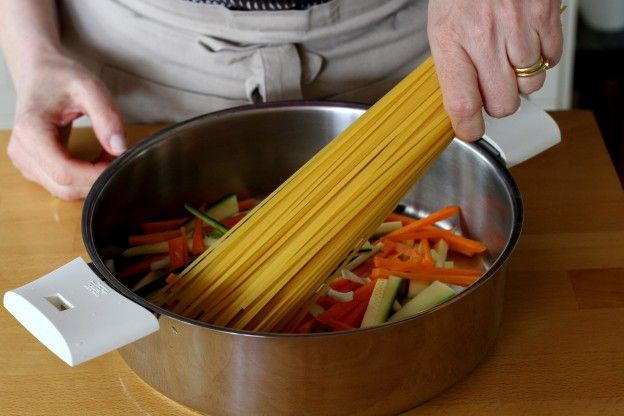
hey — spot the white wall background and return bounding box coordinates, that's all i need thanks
[0,1,578,130]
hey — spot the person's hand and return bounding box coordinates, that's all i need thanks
[427,0,564,140]
[6,51,126,200]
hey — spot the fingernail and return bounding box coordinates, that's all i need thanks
[110,133,127,154]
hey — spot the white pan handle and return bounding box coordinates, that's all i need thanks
[3,257,159,366]
[478,95,561,167]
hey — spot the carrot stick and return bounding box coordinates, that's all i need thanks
[439,235,486,256]
[378,263,482,276]
[191,218,205,256]
[316,281,375,322]
[395,228,487,256]
[394,242,422,261]
[294,314,316,333]
[385,212,417,225]
[168,229,189,270]
[329,278,361,292]
[180,227,190,263]
[221,212,247,228]
[352,280,376,302]
[371,268,481,286]
[318,300,361,323]
[238,198,256,211]
[378,239,397,257]
[140,217,190,234]
[342,300,368,328]
[351,258,375,277]
[373,256,417,272]
[128,230,181,246]
[316,295,337,309]
[117,254,168,279]
[386,205,460,240]
[419,239,434,266]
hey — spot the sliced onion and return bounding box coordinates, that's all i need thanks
[327,288,354,302]
[340,269,371,285]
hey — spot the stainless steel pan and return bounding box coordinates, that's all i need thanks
[4,101,560,415]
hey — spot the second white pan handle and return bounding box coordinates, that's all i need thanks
[479,95,561,167]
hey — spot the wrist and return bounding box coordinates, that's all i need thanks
[9,43,65,89]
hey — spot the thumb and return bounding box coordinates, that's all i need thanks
[76,78,127,156]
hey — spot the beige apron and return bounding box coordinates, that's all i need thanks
[58,0,429,123]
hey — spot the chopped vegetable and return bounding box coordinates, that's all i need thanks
[327,288,354,302]
[361,277,402,327]
[388,281,456,322]
[340,269,371,285]
[108,195,488,334]
[184,204,229,235]
[191,218,205,256]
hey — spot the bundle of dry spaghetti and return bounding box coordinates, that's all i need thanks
[155,56,455,332]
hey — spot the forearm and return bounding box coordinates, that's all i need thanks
[0,0,62,88]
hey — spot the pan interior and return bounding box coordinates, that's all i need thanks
[83,102,521,331]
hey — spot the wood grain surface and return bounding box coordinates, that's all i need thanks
[0,111,622,415]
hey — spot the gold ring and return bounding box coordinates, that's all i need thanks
[513,56,550,78]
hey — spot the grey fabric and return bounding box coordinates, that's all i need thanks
[58,0,429,123]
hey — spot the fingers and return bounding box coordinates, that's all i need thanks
[428,9,518,139]
[533,0,564,66]
[8,114,108,200]
[469,31,521,120]
[430,46,484,141]
[506,1,563,94]
[505,9,546,95]
[428,0,564,142]
[72,77,127,156]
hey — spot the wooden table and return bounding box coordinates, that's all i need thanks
[1,111,622,415]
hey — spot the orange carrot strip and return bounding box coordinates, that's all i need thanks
[329,278,361,292]
[419,239,434,266]
[352,280,376,302]
[385,212,417,225]
[319,300,360,322]
[165,273,179,285]
[294,314,316,333]
[435,234,486,256]
[394,242,422,261]
[128,230,181,246]
[351,258,375,277]
[117,254,168,279]
[396,229,486,256]
[168,232,188,271]
[374,263,482,276]
[180,227,190,263]
[221,212,248,228]
[140,217,190,234]
[237,198,256,211]
[191,218,205,256]
[373,256,416,272]
[386,205,460,240]
[378,239,397,257]
[371,268,481,286]
[316,295,337,309]
[342,300,368,328]
[317,281,375,322]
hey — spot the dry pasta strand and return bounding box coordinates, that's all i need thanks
[158,56,455,332]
